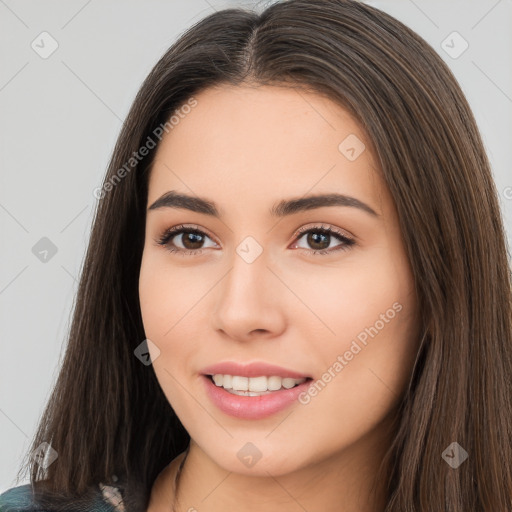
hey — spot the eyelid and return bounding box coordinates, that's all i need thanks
[159,223,219,244]
[293,222,355,241]
[153,223,219,256]
[154,222,356,256]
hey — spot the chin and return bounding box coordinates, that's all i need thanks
[200,439,313,477]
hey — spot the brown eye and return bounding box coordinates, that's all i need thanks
[291,225,356,256]
[174,231,206,250]
[156,225,217,256]
[304,231,330,251]
[155,223,356,257]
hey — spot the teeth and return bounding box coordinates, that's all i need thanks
[248,376,267,392]
[210,374,307,392]
[282,377,299,389]
[223,374,232,389]
[268,376,281,391]
[212,374,223,386]
[232,376,248,391]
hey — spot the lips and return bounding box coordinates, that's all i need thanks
[200,361,312,379]
[202,374,313,419]
[199,361,314,419]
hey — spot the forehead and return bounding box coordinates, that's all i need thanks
[147,84,387,218]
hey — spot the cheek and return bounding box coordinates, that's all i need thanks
[298,250,418,416]
[289,246,418,405]
[290,290,417,462]
[138,255,195,412]
[138,250,202,338]
[282,249,414,355]
[138,252,189,373]
[138,257,169,339]
[138,250,208,374]
[332,267,413,354]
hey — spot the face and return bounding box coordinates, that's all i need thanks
[138,84,419,477]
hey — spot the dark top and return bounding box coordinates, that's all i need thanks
[0,480,126,512]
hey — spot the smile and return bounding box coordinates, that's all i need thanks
[202,374,313,419]
[210,374,307,395]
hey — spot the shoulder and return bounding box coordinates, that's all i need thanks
[0,484,40,511]
[0,480,126,512]
[0,483,47,512]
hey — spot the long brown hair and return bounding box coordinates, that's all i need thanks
[12,1,512,510]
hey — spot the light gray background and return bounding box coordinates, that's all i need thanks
[1,0,511,492]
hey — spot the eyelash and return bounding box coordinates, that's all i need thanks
[154,223,356,257]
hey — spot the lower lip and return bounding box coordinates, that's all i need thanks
[202,375,312,420]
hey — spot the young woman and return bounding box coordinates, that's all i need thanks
[2,1,511,511]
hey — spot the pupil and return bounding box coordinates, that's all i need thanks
[308,232,329,250]
[183,232,203,249]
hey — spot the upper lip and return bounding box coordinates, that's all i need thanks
[200,361,312,379]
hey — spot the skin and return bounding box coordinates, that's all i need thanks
[139,84,420,512]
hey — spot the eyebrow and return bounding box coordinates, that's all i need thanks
[147,191,379,218]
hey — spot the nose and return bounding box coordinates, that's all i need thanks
[211,247,286,342]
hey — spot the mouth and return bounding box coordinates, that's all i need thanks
[205,374,313,396]
[201,372,314,419]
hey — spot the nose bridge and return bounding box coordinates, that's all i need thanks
[212,237,284,338]
[222,239,271,307]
